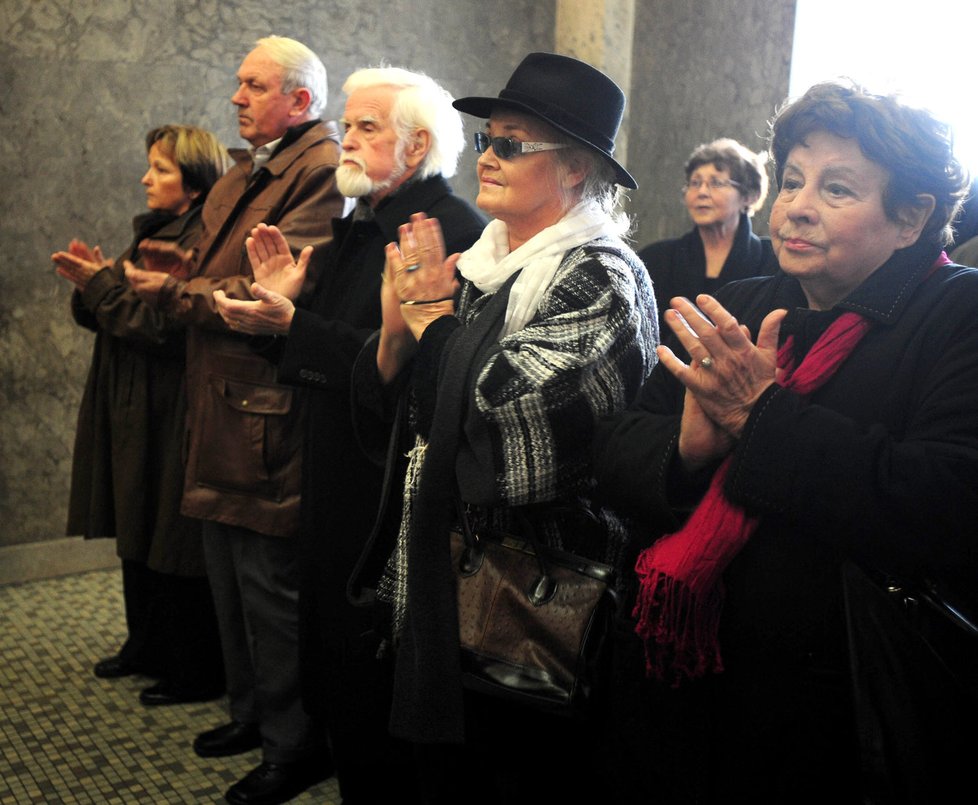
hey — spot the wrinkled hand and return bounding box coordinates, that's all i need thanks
[213,283,295,335]
[658,295,786,445]
[138,239,193,279]
[380,254,411,341]
[375,214,460,383]
[677,389,736,472]
[245,223,311,302]
[376,253,416,384]
[124,262,170,305]
[388,212,460,341]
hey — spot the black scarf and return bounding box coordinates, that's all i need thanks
[388,275,517,743]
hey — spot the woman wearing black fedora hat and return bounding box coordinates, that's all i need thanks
[351,52,658,802]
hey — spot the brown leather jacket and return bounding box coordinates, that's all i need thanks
[159,120,347,537]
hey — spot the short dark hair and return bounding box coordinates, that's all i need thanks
[684,138,769,215]
[146,125,231,204]
[769,80,968,247]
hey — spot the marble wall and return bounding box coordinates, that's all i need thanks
[0,0,794,553]
[627,0,796,247]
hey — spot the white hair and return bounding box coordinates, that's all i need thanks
[255,36,327,118]
[342,66,465,179]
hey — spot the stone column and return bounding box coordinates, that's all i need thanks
[555,0,636,173]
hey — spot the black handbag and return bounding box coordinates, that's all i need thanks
[449,502,617,716]
[842,561,978,804]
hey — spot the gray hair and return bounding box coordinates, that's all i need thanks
[255,36,327,118]
[685,137,770,215]
[342,66,465,179]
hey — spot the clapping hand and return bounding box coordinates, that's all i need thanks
[52,239,112,292]
[658,294,785,469]
[245,223,312,302]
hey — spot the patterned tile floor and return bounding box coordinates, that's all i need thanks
[0,568,340,804]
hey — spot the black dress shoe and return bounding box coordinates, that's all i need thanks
[138,680,224,706]
[93,655,139,679]
[193,720,262,758]
[224,758,333,805]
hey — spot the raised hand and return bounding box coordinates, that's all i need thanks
[386,213,460,341]
[52,249,103,292]
[657,294,786,440]
[138,239,193,279]
[245,223,311,302]
[67,239,111,269]
[677,388,736,472]
[124,262,170,304]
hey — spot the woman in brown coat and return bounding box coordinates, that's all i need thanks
[54,125,230,705]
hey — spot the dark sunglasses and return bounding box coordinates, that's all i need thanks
[473,131,569,160]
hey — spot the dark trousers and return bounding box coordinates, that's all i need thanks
[302,602,420,805]
[202,521,326,764]
[118,558,223,690]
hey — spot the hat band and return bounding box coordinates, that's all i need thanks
[498,88,617,155]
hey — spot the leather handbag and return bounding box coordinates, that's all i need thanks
[842,561,978,804]
[449,502,617,716]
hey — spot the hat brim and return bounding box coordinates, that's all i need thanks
[453,95,637,189]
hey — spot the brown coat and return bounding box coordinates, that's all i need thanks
[67,208,206,576]
[158,120,346,537]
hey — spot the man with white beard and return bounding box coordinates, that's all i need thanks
[213,67,485,804]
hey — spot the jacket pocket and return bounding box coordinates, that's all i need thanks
[195,374,295,500]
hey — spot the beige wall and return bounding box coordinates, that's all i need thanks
[0,1,795,576]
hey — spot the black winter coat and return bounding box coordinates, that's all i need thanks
[638,212,777,328]
[67,208,205,576]
[593,239,978,803]
[272,175,485,718]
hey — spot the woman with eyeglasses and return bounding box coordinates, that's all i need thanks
[639,138,777,329]
[351,52,658,803]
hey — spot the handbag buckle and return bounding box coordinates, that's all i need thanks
[528,573,557,606]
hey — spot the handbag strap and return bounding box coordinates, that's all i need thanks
[454,499,591,605]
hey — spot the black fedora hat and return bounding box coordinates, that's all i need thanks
[453,52,636,189]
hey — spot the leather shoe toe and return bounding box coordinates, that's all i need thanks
[193,721,262,758]
[224,759,333,805]
[93,656,139,679]
[139,680,223,706]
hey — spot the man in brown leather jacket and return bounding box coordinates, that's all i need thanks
[127,35,347,805]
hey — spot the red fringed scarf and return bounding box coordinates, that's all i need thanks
[632,311,873,683]
[633,254,952,683]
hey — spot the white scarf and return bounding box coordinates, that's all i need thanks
[456,201,619,337]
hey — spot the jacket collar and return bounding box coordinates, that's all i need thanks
[778,238,944,336]
[335,174,455,242]
[689,212,762,281]
[229,120,341,178]
[131,205,202,242]
[374,175,454,240]
[836,238,944,324]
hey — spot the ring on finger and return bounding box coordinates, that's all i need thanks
[699,356,714,369]
[403,263,420,273]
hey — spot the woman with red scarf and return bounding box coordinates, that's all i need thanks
[593,81,978,803]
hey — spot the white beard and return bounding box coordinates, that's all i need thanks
[336,151,407,199]
[336,162,376,198]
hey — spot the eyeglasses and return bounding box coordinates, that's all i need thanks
[683,177,741,192]
[473,131,569,160]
